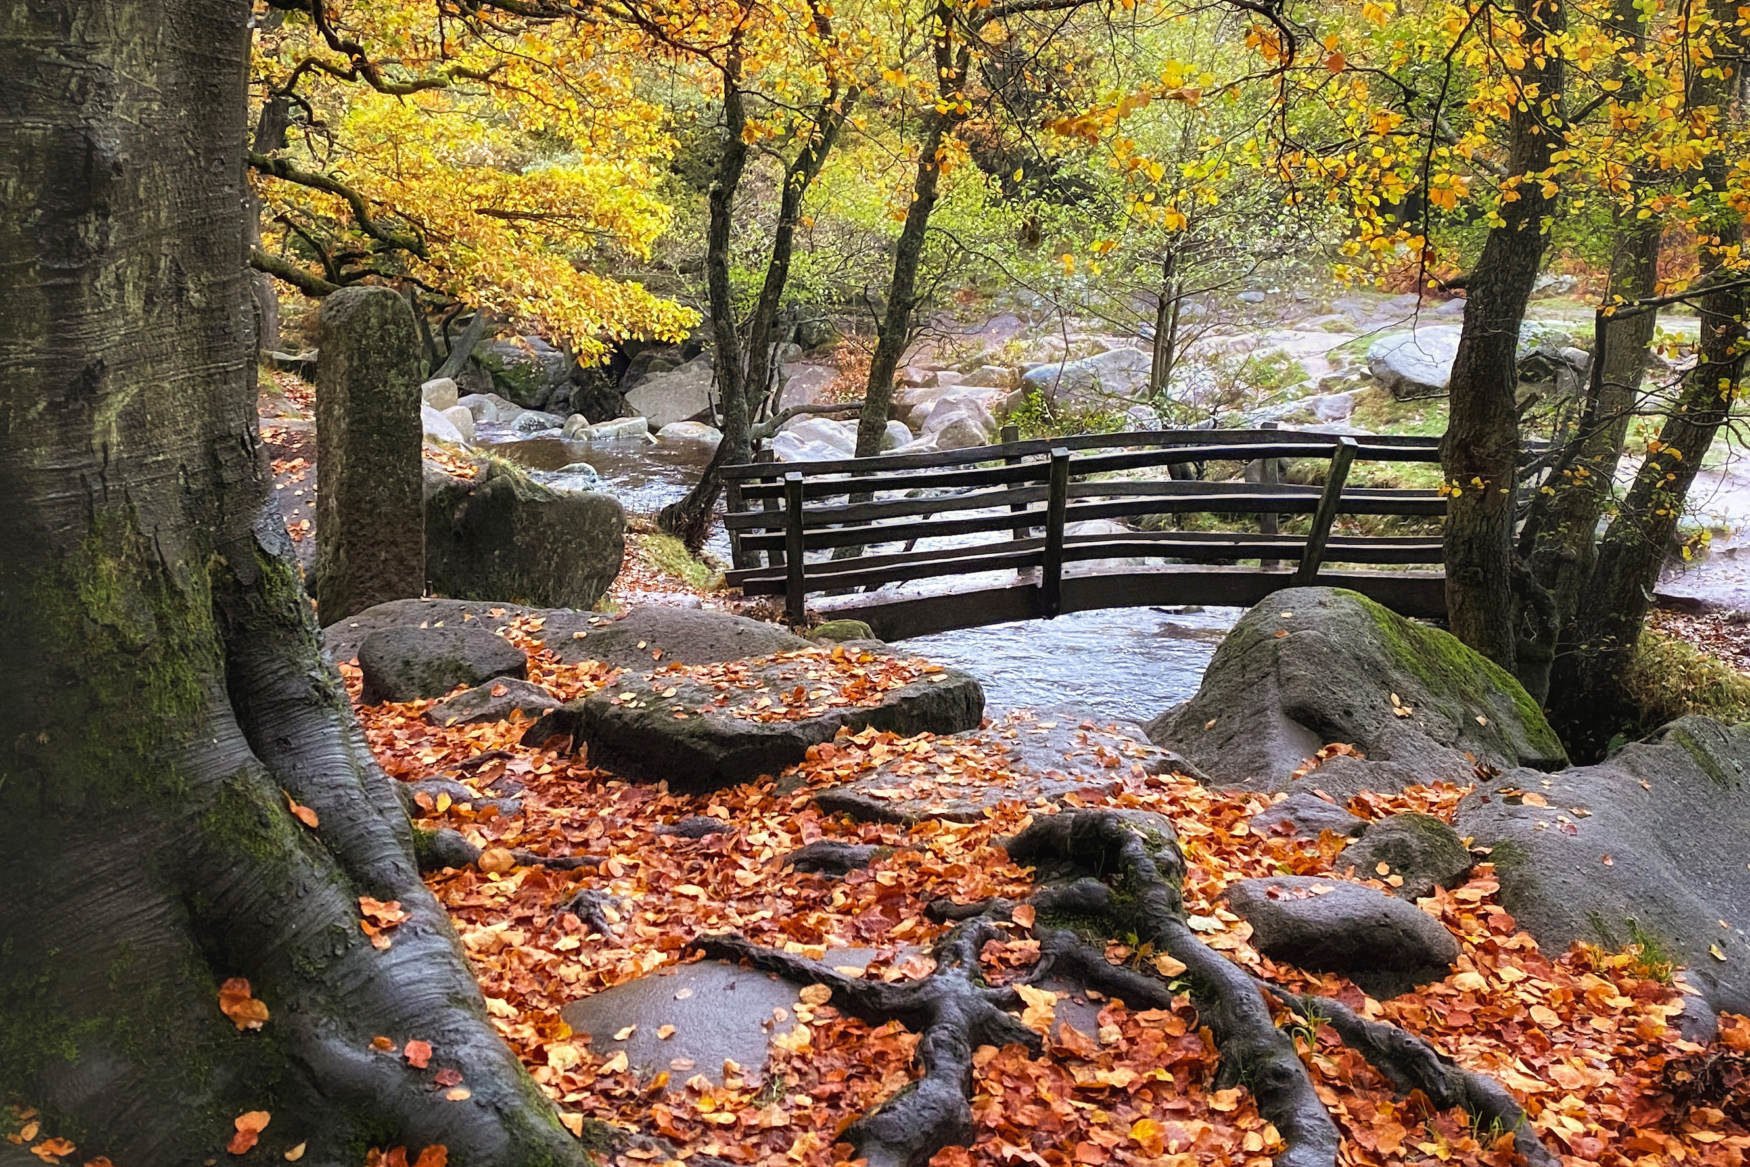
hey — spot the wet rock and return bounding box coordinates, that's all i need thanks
[424,677,559,727]
[1456,716,1750,1017]
[441,404,476,442]
[424,461,624,609]
[657,420,723,450]
[817,708,1198,825]
[508,408,566,435]
[1339,813,1473,900]
[627,353,714,428]
[565,414,650,442]
[1146,587,1568,793]
[1227,875,1458,987]
[357,624,528,703]
[1250,790,1366,840]
[455,391,527,425]
[525,652,983,791]
[560,950,886,1083]
[421,377,460,410]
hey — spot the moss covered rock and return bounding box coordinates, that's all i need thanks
[1339,812,1473,900]
[1457,716,1750,1020]
[1146,587,1567,793]
[424,461,623,610]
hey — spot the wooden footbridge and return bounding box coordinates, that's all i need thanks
[723,427,1462,640]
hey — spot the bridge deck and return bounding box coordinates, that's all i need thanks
[723,427,1466,639]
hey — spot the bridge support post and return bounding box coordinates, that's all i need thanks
[1296,436,1358,584]
[784,471,807,627]
[1251,420,1282,569]
[1041,447,1071,616]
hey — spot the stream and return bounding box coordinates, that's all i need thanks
[487,430,1233,717]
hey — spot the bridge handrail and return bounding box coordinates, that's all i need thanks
[722,427,1473,627]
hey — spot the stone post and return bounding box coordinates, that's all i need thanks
[314,286,424,620]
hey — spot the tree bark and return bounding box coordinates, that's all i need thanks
[0,5,586,1163]
[1440,0,1564,680]
[854,5,968,458]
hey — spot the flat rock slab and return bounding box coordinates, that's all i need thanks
[525,650,984,792]
[1250,789,1366,840]
[563,949,1096,1084]
[815,710,1196,824]
[1226,875,1458,994]
[424,678,559,726]
[325,599,805,670]
[357,625,527,703]
[1456,715,1750,1017]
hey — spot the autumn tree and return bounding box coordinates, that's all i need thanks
[0,3,590,1161]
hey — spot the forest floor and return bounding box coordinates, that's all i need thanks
[337,552,1750,1167]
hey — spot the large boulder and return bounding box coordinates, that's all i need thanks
[1456,716,1750,1017]
[1021,348,1151,404]
[356,625,528,703]
[627,353,714,428]
[478,335,572,409]
[815,708,1199,825]
[424,462,623,609]
[1226,875,1459,991]
[424,677,559,726]
[524,650,984,791]
[1367,322,1587,400]
[548,606,810,668]
[1147,588,1567,792]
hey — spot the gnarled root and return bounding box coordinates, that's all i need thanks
[698,921,1040,1167]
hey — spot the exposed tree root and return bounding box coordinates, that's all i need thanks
[699,922,1040,1167]
[1255,980,1560,1167]
[1005,811,1342,1167]
[556,888,623,939]
[1005,809,1558,1167]
[786,839,886,875]
[703,808,1557,1167]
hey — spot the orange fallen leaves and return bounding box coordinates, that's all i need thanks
[404,1039,433,1069]
[332,624,1750,1167]
[358,896,408,949]
[217,977,270,1031]
[227,1111,270,1156]
[283,791,320,830]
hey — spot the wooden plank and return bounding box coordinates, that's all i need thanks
[759,447,785,570]
[1002,423,1030,544]
[784,472,806,626]
[733,489,1443,553]
[722,427,1445,481]
[752,545,1045,596]
[1296,436,1358,584]
[1041,447,1071,616]
[841,568,1447,640]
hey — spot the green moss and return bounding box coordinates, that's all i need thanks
[1623,629,1750,733]
[1344,589,1566,762]
[1663,723,1736,789]
[638,532,724,591]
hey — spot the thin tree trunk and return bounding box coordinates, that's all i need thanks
[854,5,968,458]
[0,6,586,1163]
[661,48,752,550]
[1440,0,1565,680]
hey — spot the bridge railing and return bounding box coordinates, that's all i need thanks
[722,428,1454,633]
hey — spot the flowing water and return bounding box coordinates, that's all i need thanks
[897,606,1237,722]
[485,432,1234,715]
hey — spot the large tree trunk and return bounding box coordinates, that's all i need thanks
[0,6,586,1164]
[1440,0,1564,681]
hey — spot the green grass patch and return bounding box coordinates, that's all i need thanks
[1624,629,1750,729]
[1349,386,1449,439]
[638,532,725,591]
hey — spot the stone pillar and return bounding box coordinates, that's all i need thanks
[314,286,424,620]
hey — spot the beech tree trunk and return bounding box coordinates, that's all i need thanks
[0,6,586,1164]
[1440,0,1563,682]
